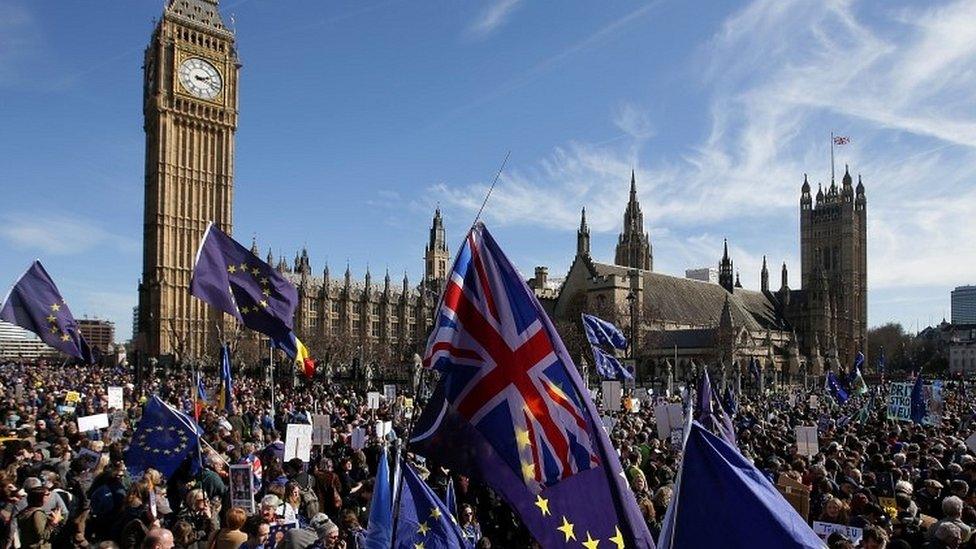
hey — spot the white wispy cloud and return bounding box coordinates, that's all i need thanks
[0,214,139,255]
[467,0,522,39]
[435,0,976,295]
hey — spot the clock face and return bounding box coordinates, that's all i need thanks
[178,58,222,100]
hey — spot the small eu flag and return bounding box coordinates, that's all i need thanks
[190,222,299,345]
[394,461,466,549]
[0,260,94,364]
[581,313,632,380]
[125,395,202,478]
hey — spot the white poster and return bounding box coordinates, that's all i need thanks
[795,425,819,457]
[375,420,393,438]
[808,395,819,409]
[107,386,124,410]
[812,522,863,545]
[383,384,397,401]
[367,392,382,410]
[229,464,256,513]
[654,403,684,441]
[351,427,366,450]
[77,413,110,432]
[312,414,332,446]
[602,380,622,412]
[284,424,313,462]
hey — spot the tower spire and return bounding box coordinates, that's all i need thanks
[577,207,590,258]
[719,238,734,293]
[761,255,769,293]
[614,170,653,270]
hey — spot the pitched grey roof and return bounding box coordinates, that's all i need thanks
[166,0,232,35]
[589,262,791,333]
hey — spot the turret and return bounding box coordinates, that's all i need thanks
[344,263,351,289]
[250,237,260,257]
[734,271,742,288]
[577,207,590,258]
[402,272,409,296]
[841,165,854,202]
[800,174,812,210]
[266,248,274,267]
[364,267,372,299]
[855,174,866,211]
[719,239,734,293]
[816,184,824,204]
[384,269,391,295]
[760,255,769,293]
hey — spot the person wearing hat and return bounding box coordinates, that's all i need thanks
[927,496,972,544]
[15,482,62,549]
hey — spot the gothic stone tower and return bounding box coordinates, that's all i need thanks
[799,167,867,364]
[614,170,653,271]
[138,0,239,359]
[424,207,449,295]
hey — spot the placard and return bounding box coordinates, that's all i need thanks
[77,413,109,432]
[383,384,397,401]
[808,395,818,409]
[795,426,819,457]
[375,420,393,438]
[284,424,313,462]
[669,427,684,447]
[107,411,127,442]
[654,403,684,441]
[311,414,332,446]
[602,380,622,412]
[107,386,124,410]
[351,427,366,450]
[229,463,256,513]
[812,522,862,544]
[65,390,81,404]
[367,392,382,410]
[886,382,912,422]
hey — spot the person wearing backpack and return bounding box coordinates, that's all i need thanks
[284,459,319,519]
[16,485,62,549]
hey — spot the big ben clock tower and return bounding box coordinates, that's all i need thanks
[138,0,239,360]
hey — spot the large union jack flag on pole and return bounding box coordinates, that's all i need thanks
[413,223,654,548]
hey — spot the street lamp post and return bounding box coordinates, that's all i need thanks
[626,290,637,359]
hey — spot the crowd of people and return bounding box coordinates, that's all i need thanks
[0,358,974,549]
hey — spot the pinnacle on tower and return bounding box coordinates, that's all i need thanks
[614,170,653,270]
[577,206,591,258]
[761,255,769,293]
[719,238,735,293]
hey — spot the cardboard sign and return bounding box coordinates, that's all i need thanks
[795,426,819,457]
[77,413,109,432]
[383,384,397,401]
[284,424,313,462]
[654,403,684,441]
[812,522,862,544]
[65,391,81,404]
[107,386,124,410]
[229,463,256,513]
[602,380,622,412]
[375,420,393,438]
[367,392,382,410]
[311,414,332,446]
[887,382,912,422]
[351,427,366,450]
[777,474,811,520]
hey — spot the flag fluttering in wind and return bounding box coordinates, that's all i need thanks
[393,461,466,549]
[218,343,234,414]
[190,222,314,366]
[910,374,926,425]
[413,223,654,548]
[833,135,851,145]
[194,372,208,420]
[722,385,738,418]
[445,477,458,521]
[364,446,393,549]
[850,351,868,395]
[0,260,94,364]
[695,368,736,446]
[657,422,823,548]
[826,371,849,404]
[581,313,632,380]
[125,395,203,478]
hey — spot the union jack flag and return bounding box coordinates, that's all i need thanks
[833,135,851,145]
[424,223,598,491]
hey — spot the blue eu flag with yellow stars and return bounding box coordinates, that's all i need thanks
[189,222,299,345]
[394,461,466,549]
[125,395,203,478]
[1,260,94,364]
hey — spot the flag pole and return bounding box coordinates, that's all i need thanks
[830,131,835,182]
[194,364,203,471]
[269,338,276,416]
[472,151,511,227]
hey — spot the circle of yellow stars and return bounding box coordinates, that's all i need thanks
[135,424,190,456]
[227,262,272,315]
[46,302,73,342]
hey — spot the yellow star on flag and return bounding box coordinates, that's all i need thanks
[50,326,58,334]
[515,427,531,449]
[260,277,269,285]
[262,288,271,296]
[413,543,424,549]
[534,494,550,516]
[521,461,536,481]
[582,531,600,549]
[609,526,625,549]
[239,262,248,271]
[250,267,260,276]
[557,516,576,542]
[50,303,60,311]
[429,507,442,520]
[417,521,429,535]
[227,265,236,273]
[259,300,268,308]
[60,333,70,342]
[46,315,56,323]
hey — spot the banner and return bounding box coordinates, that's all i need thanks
[284,423,313,462]
[888,381,944,425]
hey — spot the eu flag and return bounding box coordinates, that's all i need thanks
[695,368,736,446]
[189,222,298,345]
[413,223,654,548]
[394,461,466,549]
[1,261,94,364]
[826,371,849,404]
[910,374,926,425]
[125,395,202,478]
[364,445,393,549]
[582,313,632,380]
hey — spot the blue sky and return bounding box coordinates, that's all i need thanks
[2,0,974,341]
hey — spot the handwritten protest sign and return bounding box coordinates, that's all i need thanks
[367,392,382,410]
[887,382,912,421]
[107,386,124,410]
[813,522,862,544]
[77,413,109,432]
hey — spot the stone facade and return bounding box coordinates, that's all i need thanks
[137,0,239,359]
[537,169,868,386]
